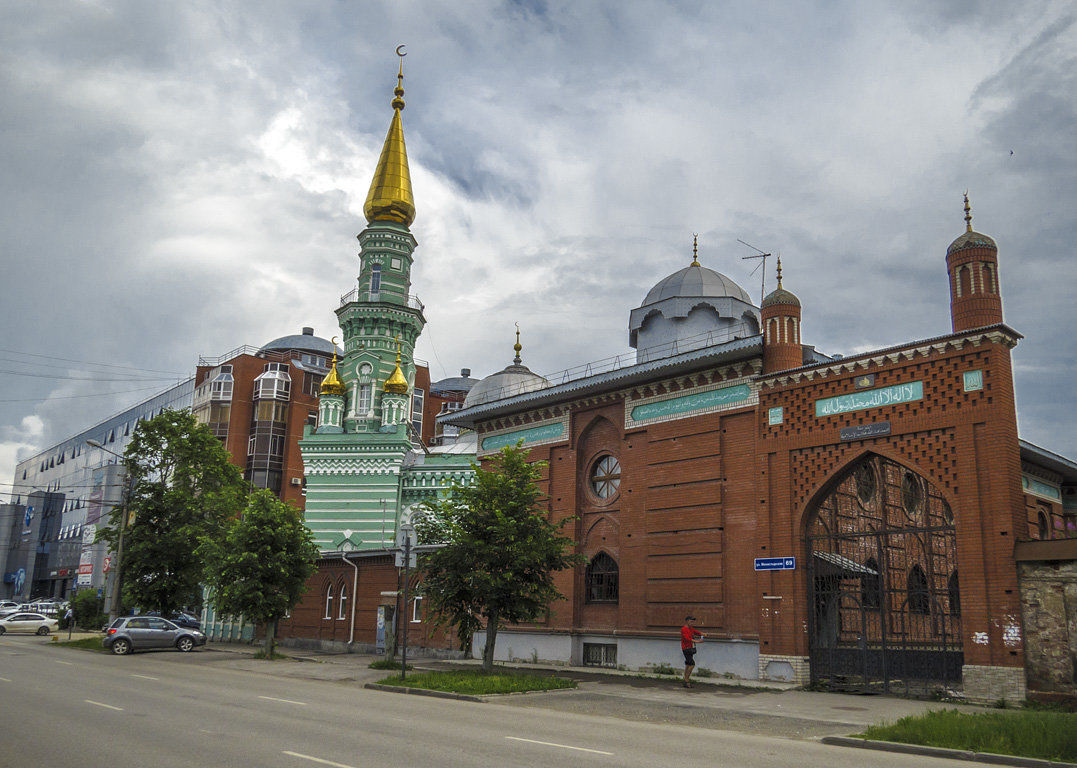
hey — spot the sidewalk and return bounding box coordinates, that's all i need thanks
[204,639,963,737]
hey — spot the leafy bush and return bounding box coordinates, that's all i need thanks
[70,590,107,631]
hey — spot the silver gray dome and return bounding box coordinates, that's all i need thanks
[462,363,549,408]
[643,265,753,305]
[260,327,340,357]
[432,369,480,396]
[630,264,760,362]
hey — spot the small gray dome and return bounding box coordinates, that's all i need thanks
[947,230,997,255]
[260,327,340,357]
[643,264,753,306]
[463,363,549,408]
[432,369,480,396]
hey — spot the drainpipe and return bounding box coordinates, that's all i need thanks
[340,551,359,645]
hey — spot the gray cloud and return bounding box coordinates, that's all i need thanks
[2,1,1074,494]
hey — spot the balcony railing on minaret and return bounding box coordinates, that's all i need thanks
[339,287,424,312]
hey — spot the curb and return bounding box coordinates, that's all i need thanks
[364,682,485,703]
[821,736,1077,768]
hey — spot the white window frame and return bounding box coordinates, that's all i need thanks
[323,584,334,619]
[412,596,423,623]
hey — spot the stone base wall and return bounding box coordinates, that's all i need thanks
[1019,559,1077,698]
[962,664,1027,704]
[759,654,810,684]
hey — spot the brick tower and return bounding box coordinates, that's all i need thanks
[947,193,1004,332]
[761,257,802,374]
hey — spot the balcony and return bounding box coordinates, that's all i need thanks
[339,288,424,313]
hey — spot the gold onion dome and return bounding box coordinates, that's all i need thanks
[947,192,996,255]
[320,347,346,396]
[363,52,415,227]
[762,256,800,308]
[384,341,409,395]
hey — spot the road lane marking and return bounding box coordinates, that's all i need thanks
[55,660,73,665]
[259,695,307,706]
[505,737,614,755]
[131,674,159,680]
[282,751,356,768]
[0,677,10,682]
[85,700,123,711]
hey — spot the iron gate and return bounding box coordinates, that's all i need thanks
[805,454,962,695]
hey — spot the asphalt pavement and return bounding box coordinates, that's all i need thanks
[54,632,1070,767]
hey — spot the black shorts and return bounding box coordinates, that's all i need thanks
[682,648,696,665]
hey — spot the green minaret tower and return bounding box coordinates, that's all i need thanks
[299,52,473,555]
[337,55,425,434]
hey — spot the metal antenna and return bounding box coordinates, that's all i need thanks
[738,239,772,304]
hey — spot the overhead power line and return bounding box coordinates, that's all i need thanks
[0,347,190,377]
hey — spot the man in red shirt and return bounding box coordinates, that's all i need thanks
[680,615,703,688]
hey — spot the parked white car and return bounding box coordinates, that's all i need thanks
[0,612,59,635]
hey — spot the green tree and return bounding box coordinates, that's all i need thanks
[415,444,582,672]
[97,409,247,616]
[70,589,107,630]
[200,489,319,657]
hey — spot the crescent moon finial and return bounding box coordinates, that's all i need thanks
[392,45,407,109]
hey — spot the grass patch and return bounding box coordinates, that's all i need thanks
[858,708,1077,762]
[251,649,291,660]
[369,658,412,670]
[377,668,577,696]
[54,637,106,652]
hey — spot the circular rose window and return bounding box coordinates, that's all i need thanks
[590,455,621,500]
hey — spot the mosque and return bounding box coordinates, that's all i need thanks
[277,53,1076,704]
[443,200,1077,704]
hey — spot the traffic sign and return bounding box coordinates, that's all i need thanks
[754,557,796,571]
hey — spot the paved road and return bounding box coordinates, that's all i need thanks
[0,635,977,768]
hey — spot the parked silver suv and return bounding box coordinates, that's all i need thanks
[103,616,206,655]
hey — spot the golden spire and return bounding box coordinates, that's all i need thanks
[363,46,415,227]
[690,234,700,267]
[513,323,522,365]
[384,336,409,394]
[776,255,783,289]
[320,338,346,396]
[963,191,972,232]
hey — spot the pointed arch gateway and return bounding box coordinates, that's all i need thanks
[804,453,962,695]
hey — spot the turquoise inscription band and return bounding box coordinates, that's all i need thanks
[481,422,564,451]
[815,381,924,418]
[631,383,751,422]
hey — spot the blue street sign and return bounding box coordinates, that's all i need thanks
[754,557,796,571]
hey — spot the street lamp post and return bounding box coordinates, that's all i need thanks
[86,440,131,623]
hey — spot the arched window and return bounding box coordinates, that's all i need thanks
[907,565,930,614]
[370,264,382,293]
[323,582,334,619]
[1037,510,1050,540]
[948,572,960,617]
[861,557,881,609]
[338,581,348,620]
[586,552,619,603]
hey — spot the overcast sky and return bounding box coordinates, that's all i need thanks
[2,1,1075,495]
